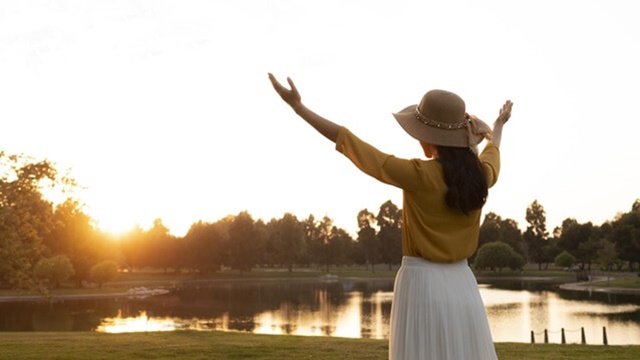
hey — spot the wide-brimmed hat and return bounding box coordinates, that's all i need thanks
[392,89,492,152]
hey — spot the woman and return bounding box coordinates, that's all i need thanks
[269,73,512,360]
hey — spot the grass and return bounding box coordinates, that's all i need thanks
[111,266,398,284]
[0,331,639,360]
[594,273,640,288]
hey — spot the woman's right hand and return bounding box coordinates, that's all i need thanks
[268,73,302,111]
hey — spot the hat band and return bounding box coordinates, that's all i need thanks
[415,108,467,130]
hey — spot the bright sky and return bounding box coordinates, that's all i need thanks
[1,0,638,237]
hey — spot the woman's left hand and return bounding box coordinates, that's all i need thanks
[268,73,302,111]
[494,100,513,127]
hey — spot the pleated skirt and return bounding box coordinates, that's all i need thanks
[389,256,498,360]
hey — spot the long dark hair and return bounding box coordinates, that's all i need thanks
[436,146,488,215]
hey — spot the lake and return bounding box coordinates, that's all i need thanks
[1,278,639,345]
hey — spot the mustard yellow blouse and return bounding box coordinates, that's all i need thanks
[335,127,500,262]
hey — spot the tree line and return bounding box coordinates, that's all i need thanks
[474,199,640,273]
[1,152,638,291]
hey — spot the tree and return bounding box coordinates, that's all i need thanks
[183,220,228,274]
[227,211,259,271]
[33,255,75,288]
[327,226,353,268]
[376,200,402,270]
[607,204,640,270]
[554,250,577,269]
[143,218,180,273]
[524,200,549,269]
[597,240,619,273]
[253,219,269,267]
[90,260,119,289]
[300,215,319,267]
[577,236,602,270]
[356,209,379,272]
[119,225,146,270]
[49,199,100,287]
[473,242,525,271]
[313,216,334,272]
[478,212,524,260]
[0,153,61,289]
[558,219,600,269]
[272,213,304,272]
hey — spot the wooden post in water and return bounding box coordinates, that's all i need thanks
[544,329,548,344]
[531,331,535,344]
[603,326,608,346]
[581,327,586,345]
[561,328,566,344]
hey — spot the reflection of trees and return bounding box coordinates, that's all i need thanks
[556,288,640,306]
[144,280,393,337]
[0,280,395,335]
[0,299,118,331]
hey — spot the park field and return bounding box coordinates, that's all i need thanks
[1,331,639,360]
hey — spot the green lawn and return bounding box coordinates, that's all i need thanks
[0,331,638,360]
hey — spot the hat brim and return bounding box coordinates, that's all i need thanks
[392,105,470,147]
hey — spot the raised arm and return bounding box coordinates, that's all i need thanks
[268,73,340,143]
[490,100,513,148]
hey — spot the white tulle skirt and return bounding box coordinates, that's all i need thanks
[389,256,497,360]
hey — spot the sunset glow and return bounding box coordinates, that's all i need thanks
[1,1,639,236]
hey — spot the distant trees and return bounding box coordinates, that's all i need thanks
[2,142,640,293]
[478,212,524,260]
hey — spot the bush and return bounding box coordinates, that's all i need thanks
[554,250,577,269]
[33,255,75,288]
[90,260,119,288]
[474,242,524,271]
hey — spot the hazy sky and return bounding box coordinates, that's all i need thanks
[1,0,638,236]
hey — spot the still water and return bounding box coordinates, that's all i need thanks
[1,278,639,345]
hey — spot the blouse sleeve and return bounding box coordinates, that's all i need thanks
[479,142,501,188]
[335,127,424,190]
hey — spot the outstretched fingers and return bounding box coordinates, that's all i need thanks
[268,73,287,93]
[498,100,513,124]
[268,73,302,108]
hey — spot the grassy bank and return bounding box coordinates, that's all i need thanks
[1,331,639,359]
[1,265,637,299]
[0,267,397,299]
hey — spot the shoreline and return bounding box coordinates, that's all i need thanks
[0,287,169,303]
[557,277,640,295]
[1,274,639,303]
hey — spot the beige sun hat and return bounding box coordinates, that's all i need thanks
[392,89,493,153]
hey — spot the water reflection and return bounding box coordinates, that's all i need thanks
[94,283,392,339]
[481,283,640,344]
[2,279,640,345]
